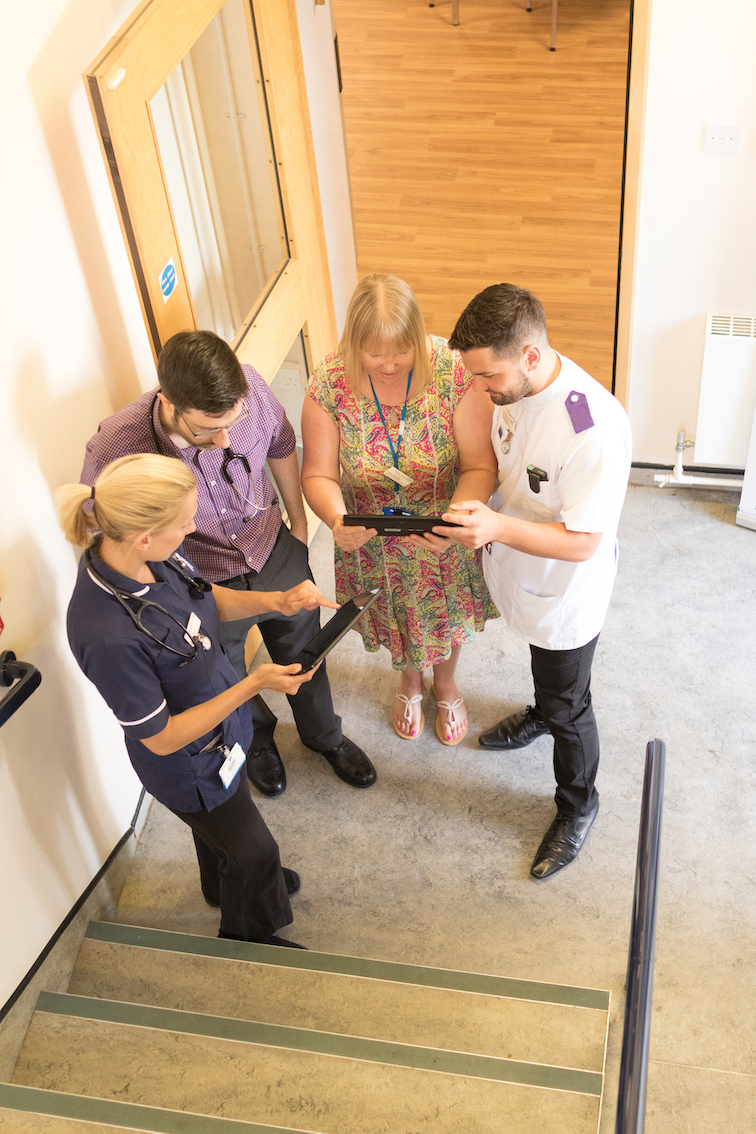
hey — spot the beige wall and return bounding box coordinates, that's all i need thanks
[625,0,756,463]
[0,0,157,1007]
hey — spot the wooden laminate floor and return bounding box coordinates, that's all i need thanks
[332,0,631,389]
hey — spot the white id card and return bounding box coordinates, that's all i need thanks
[219,743,245,788]
[383,466,413,488]
[185,612,211,650]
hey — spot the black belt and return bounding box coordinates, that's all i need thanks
[219,567,258,586]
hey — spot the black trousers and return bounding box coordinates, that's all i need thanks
[171,775,292,941]
[530,634,600,818]
[216,524,342,752]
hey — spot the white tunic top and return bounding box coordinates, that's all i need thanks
[483,354,632,651]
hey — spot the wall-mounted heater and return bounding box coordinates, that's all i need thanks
[693,312,756,467]
[655,313,756,491]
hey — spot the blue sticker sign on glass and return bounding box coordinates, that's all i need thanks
[159,258,177,303]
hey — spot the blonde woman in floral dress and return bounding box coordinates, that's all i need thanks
[301,274,498,745]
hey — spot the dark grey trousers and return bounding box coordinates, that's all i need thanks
[216,523,342,753]
[531,633,600,818]
[171,775,292,941]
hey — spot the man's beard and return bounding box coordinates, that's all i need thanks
[489,369,533,405]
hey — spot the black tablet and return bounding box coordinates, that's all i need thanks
[294,588,380,672]
[343,514,458,536]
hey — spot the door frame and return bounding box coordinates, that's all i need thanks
[613,0,653,410]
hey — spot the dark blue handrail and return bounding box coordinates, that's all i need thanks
[0,651,42,728]
[616,738,666,1134]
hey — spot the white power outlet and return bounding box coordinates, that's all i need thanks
[705,123,741,154]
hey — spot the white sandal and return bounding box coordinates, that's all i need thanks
[393,692,425,740]
[431,683,468,746]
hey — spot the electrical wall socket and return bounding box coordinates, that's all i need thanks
[705,124,741,154]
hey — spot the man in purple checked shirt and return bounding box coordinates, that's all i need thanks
[81,330,376,797]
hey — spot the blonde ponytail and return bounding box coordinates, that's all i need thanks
[56,454,196,548]
[56,483,98,547]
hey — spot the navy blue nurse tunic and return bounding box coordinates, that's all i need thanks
[67,546,293,941]
[67,548,252,812]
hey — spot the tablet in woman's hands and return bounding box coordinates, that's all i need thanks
[343,514,457,536]
[293,588,380,671]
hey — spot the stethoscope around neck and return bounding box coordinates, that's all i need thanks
[85,547,212,666]
[148,393,270,522]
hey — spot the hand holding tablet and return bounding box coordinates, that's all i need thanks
[293,588,381,672]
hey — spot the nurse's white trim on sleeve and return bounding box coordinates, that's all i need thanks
[117,699,167,727]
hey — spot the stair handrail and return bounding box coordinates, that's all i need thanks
[0,650,42,728]
[615,738,666,1134]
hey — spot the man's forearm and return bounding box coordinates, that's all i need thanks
[492,514,601,561]
[268,451,308,540]
[442,500,602,562]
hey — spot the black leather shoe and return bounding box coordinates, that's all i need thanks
[319,737,376,788]
[530,799,599,880]
[218,930,306,949]
[282,868,301,896]
[478,705,551,750]
[246,740,286,797]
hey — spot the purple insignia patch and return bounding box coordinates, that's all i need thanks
[565,390,594,433]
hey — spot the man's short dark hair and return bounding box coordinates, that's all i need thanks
[449,284,548,358]
[157,331,247,415]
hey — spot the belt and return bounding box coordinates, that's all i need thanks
[219,567,258,586]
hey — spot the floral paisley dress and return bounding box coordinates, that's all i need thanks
[307,337,498,670]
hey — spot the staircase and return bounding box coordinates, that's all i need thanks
[0,920,610,1133]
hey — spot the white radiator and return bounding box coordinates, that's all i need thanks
[693,312,756,468]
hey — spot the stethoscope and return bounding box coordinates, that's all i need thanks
[85,548,213,667]
[148,392,272,523]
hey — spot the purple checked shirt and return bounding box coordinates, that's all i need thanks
[80,365,295,582]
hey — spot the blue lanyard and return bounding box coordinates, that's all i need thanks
[369,369,413,483]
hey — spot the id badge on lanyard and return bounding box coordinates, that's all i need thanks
[370,371,414,494]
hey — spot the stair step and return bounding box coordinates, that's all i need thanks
[37,991,604,1093]
[0,1083,319,1132]
[84,923,609,1007]
[12,995,603,1134]
[68,923,608,1072]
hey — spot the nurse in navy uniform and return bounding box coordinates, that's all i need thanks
[57,453,336,947]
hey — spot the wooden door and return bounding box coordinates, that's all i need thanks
[84,0,336,382]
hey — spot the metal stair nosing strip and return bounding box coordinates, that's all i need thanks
[34,991,604,1097]
[85,922,611,1012]
[0,1082,320,1134]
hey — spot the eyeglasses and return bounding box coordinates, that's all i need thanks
[178,404,249,441]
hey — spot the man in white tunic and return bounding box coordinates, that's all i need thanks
[444,284,632,879]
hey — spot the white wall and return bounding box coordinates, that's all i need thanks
[627,0,756,464]
[295,0,358,337]
[0,0,157,1007]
